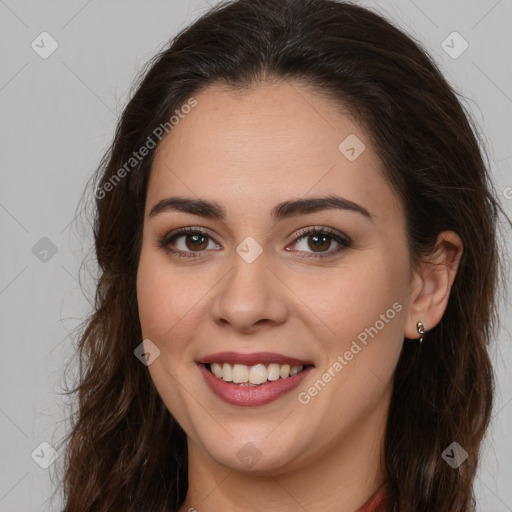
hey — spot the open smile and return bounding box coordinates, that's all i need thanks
[197,351,314,406]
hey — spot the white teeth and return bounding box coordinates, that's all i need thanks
[290,365,302,376]
[221,363,233,382]
[232,364,249,383]
[280,364,291,378]
[249,364,268,384]
[208,362,306,384]
[212,362,223,378]
[267,363,281,381]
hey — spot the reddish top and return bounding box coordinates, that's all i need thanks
[355,482,389,512]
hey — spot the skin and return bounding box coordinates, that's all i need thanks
[136,80,463,512]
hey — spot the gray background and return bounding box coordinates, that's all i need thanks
[0,0,511,510]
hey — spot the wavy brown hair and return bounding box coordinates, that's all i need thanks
[51,0,511,510]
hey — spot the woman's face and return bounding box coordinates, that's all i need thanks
[137,80,414,474]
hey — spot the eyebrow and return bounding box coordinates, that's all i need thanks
[149,195,373,222]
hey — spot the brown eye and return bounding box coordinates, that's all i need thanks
[307,233,332,252]
[159,227,220,258]
[183,233,208,251]
[290,227,352,258]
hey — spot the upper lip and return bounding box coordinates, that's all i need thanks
[197,351,314,367]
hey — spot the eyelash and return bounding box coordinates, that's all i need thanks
[158,226,352,259]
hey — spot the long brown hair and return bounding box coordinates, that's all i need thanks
[52,0,511,510]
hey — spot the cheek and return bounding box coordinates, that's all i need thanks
[301,255,407,351]
[136,262,170,339]
[136,249,199,340]
[135,248,219,386]
[136,252,203,428]
[296,258,406,436]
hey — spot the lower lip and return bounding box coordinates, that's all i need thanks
[198,363,313,406]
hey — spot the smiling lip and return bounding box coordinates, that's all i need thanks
[197,351,313,367]
[198,363,313,406]
[196,351,314,407]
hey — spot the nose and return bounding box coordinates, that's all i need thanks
[210,248,289,334]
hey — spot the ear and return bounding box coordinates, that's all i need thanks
[404,231,464,340]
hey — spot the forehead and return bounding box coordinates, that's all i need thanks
[147,80,399,224]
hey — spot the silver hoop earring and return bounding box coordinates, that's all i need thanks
[416,321,426,343]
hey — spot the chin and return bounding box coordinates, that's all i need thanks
[194,426,310,475]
